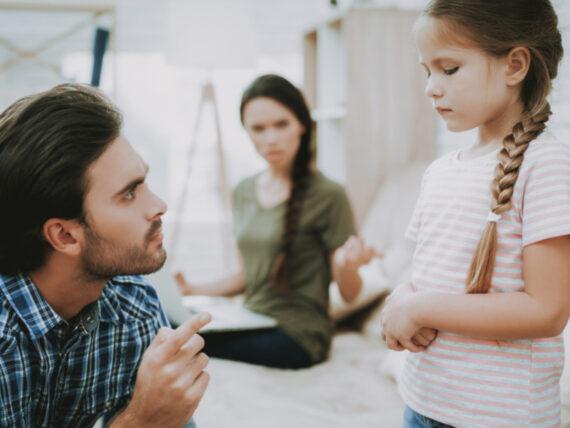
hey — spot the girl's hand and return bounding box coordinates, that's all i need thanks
[174,272,194,296]
[334,236,382,273]
[381,292,435,353]
[411,327,438,348]
[385,281,415,305]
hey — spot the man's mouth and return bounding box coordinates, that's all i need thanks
[145,220,163,243]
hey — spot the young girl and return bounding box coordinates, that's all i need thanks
[381,1,570,426]
[176,74,377,369]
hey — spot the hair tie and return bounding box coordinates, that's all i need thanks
[487,212,502,223]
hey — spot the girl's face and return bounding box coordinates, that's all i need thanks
[415,17,516,133]
[242,97,305,170]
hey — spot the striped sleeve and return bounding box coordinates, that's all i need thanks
[521,142,570,246]
[405,163,433,243]
[405,197,421,243]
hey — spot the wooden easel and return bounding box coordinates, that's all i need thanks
[169,81,233,270]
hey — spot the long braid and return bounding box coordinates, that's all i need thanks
[239,74,315,292]
[271,139,312,291]
[466,102,552,294]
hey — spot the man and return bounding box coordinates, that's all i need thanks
[0,84,210,427]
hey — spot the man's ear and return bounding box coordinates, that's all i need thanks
[42,218,84,257]
[505,47,531,87]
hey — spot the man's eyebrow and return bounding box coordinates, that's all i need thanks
[114,163,149,197]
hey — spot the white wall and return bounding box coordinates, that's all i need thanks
[1,0,568,281]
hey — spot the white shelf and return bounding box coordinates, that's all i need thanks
[303,7,437,223]
[311,106,347,121]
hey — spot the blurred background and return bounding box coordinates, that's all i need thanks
[1,0,568,282]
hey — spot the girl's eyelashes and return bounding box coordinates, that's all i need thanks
[421,66,459,78]
[444,66,459,75]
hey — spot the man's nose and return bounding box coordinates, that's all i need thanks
[147,190,167,221]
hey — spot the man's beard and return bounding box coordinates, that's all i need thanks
[81,220,167,281]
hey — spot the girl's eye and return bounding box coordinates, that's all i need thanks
[444,67,459,76]
[125,187,136,201]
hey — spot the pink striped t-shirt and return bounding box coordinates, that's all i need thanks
[400,136,570,428]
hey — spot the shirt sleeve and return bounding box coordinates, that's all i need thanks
[520,142,570,246]
[231,180,245,236]
[405,200,422,243]
[0,337,33,427]
[405,165,431,243]
[321,185,357,252]
[155,297,171,328]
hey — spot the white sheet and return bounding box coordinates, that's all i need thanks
[194,333,404,428]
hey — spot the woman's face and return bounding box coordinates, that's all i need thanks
[242,97,305,170]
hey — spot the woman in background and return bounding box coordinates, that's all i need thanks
[176,74,378,369]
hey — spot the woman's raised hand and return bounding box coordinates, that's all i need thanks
[174,272,194,296]
[335,235,382,272]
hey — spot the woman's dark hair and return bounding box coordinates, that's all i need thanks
[421,0,563,293]
[0,83,122,275]
[240,74,315,290]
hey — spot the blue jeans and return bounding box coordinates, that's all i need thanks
[202,327,313,369]
[404,406,455,428]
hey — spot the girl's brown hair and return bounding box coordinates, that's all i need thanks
[240,74,315,290]
[423,0,563,293]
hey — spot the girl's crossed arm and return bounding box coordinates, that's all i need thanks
[382,235,570,347]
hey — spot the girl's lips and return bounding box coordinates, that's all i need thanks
[436,107,453,114]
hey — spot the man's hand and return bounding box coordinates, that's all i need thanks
[112,313,211,428]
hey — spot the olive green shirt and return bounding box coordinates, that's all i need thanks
[233,171,357,363]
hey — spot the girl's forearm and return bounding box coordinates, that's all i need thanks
[410,291,567,340]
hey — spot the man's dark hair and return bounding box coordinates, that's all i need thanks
[0,83,122,275]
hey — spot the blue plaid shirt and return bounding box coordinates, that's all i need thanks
[0,274,170,427]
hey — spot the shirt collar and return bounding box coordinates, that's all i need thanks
[98,284,123,325]
[0,274,123,340]
[0,274,65,340]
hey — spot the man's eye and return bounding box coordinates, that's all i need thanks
[444,67,459,75]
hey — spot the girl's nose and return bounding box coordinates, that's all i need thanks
[425,77,443,99]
